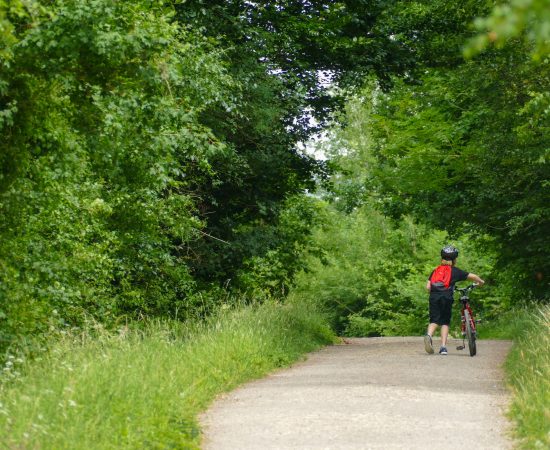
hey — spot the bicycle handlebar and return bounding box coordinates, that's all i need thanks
[455,283,478,294]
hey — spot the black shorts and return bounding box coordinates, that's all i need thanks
[429,295,454,326]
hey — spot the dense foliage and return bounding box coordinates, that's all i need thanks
[1,2,548,448]
[169,0,490,285]
[1,1,240,352]
[1,0,548,357]
[319,4,549,304]
[4,0,472,354]
[290,0,549,336]
[326,53,548,294]
[292,204,500,336]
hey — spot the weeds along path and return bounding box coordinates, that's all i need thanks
[200,337,512,449]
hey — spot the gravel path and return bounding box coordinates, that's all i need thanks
[200,337,513,449]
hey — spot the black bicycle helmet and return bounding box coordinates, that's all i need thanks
[441,245,459,261]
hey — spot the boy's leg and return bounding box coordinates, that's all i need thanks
[440,325,449,346]
[426,297,441,354]
[427,323,438,337]
[439,297,453,350]
[424,323,438,354]
[427,297,440,338]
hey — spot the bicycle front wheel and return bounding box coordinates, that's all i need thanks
[464,309,477,356]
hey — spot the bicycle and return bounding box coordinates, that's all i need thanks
[455,283,479,357]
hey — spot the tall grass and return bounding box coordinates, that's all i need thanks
[0,301,334,449]
[504,304,550,449]
[477,305,536,340]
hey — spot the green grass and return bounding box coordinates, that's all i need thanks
[0,300,335,449]
[475,304,550,447]
[477,306,536,340]
[2,296,547,449]
[503,305,550,449]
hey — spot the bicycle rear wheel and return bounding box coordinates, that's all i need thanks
[464,309,477,356]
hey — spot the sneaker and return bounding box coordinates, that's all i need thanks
[439,346,448,355]
[424,335,434,354]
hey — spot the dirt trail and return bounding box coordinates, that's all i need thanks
[200,337,513,450]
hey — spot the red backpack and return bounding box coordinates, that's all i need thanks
[430,265,452,290]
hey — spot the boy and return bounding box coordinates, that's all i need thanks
[424,245,484,355]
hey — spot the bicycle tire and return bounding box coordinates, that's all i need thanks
[464,309,477,356]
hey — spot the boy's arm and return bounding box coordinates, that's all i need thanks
[425,280,431,291]
[467,273,485,286]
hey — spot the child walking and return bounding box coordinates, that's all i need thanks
[424,245,484,355]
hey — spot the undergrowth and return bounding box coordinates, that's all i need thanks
[472,303,549,447]
[476,305,535,340]
[0,300,334,449]
[503,304,550,449]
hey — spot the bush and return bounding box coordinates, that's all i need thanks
[0,0,235,356]
[291,203,496,336]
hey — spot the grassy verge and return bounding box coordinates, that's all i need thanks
[477,305,536,340]
[503,304,550,449]
[0,300,335,449]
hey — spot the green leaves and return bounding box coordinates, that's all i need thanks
[4,0,545,360]
[0,0,240,354]
[293,204,433,334]
[465,0,550,60]
[324,8,549,295]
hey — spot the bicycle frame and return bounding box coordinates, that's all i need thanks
[460,297,476,337]
[455,283,478,355]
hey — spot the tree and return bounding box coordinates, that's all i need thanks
[0,0,236,351]
[173,0,494,287]
[327,43,549,294]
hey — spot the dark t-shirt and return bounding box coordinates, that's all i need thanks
[428,266,469,299]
